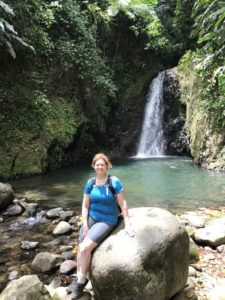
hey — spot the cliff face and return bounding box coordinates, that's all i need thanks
[175,62,225,171]
[162,69,189,156]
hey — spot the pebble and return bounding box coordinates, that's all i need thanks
[8,270,18,280]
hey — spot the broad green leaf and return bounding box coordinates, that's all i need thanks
[215,10,225,29]
[198,32,214,44]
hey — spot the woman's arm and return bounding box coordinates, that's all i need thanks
[82,194,90,237]
[117,192,134,237]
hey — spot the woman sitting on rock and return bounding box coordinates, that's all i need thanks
[70,153,134,299]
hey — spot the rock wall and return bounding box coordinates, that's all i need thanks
[163,70,189,155]
[174,63,225,171]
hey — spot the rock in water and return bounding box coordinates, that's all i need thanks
[0,275,50,300]
[0,182,14,210]
[90,207,189,300]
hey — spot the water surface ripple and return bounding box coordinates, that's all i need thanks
[10,157,225,213]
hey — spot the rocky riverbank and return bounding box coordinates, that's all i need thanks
[0,183,225,299]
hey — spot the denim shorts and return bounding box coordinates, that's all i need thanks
[79,216,116,244]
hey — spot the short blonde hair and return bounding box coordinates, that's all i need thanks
[91,153,112,169]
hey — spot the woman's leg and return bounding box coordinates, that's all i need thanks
[78,236,98,277]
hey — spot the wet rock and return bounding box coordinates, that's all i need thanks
[24,203,39,217]
[59,210,74,221]
[7,204,24,216]
[53,221,72,235]
[32,252,62,273]
[0,182,14,210]
[194,217,225,246]
[0,275,50,300]
[46,207,63,218]
[8,270,18,280]
[21,240,39,250]
[42,236,66,248]
[59,260,77,274]
[90,207,189,300]
[61,251,74,260]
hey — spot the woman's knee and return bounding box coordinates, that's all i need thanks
[79,238,97,255]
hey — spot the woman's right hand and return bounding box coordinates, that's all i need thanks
[83,224,89,237]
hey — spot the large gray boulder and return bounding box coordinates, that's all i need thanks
[90,207,189,300]
[0,182,14,210]
[0,275,50,300]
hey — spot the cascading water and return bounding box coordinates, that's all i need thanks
[136,71,165,157]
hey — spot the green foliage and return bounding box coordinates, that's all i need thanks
[0,87,76,145]
[192,0,225,59]
[184,0,225,129]
[0,1,34,58]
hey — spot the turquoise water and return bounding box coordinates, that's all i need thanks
[10,157,225,213]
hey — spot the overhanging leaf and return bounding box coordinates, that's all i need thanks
[198,32,214,44]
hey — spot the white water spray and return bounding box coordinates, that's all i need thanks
[136,71,165,157]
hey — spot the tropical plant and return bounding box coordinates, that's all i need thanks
[189,0,225,129]
[192,0,225,59]
[0,1,33,58]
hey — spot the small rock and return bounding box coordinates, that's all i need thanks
[188,266,197,277]
[8,270,18,280]
[61,251,74,260]
[216,245,225,253]
[46,207,63,218]
[183,214,205,228]
[0,217,4,223]
[59,210,74,221]
[53,221,72,235]
[42,236,66,248]
[25,203,39,217]
[69,216,78,225]
[59,245,73,252]
[7,204,24,216]
[60,260,77,274]
[21,241,39,250]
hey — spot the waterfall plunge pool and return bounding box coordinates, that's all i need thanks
[10,156,225,214]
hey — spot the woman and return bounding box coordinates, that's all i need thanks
[71,153,134,299]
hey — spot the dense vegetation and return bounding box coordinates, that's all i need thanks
[1,0,224,178]
[179,0,225,129]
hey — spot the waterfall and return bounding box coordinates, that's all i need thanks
[136,71,165,157]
